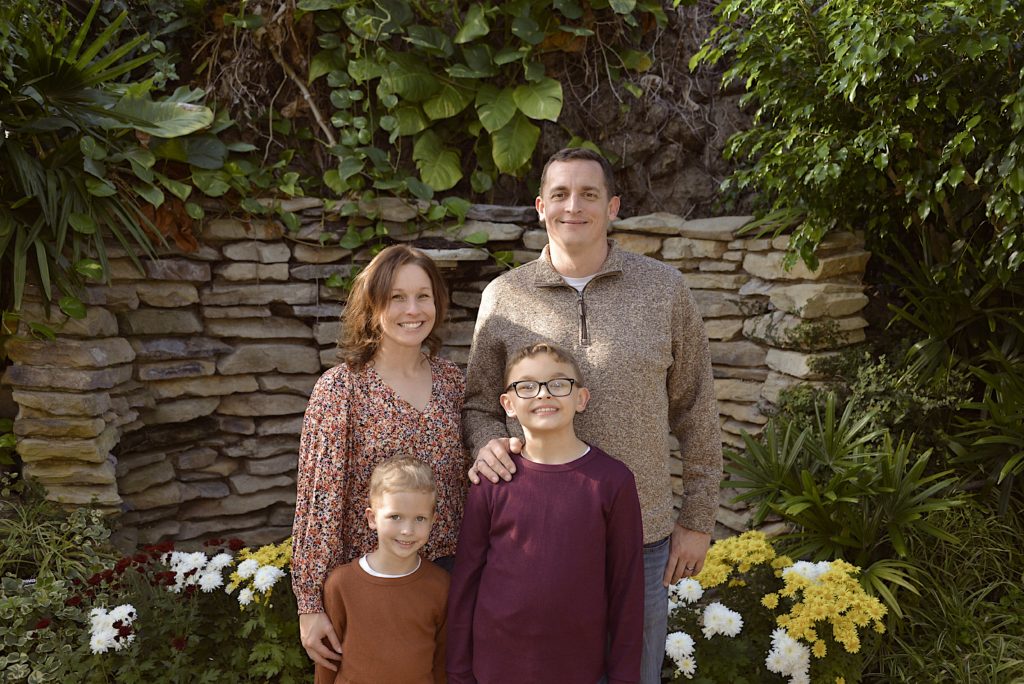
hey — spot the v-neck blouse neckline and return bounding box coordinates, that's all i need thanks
[365,356,437,415]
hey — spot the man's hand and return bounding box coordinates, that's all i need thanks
[468,437,523,484]
[299,612,342,670]
[663,524,712,587]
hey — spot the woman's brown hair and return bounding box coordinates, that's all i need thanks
[337,244,449,369]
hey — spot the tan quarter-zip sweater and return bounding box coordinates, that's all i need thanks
[463,241,723,542]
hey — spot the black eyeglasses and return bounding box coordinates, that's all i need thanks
[504,378,577,399]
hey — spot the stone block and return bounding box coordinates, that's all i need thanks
[320,348,340,368]
[203,218,283,241]
[292,244,351,264]
[122,481,182,510]
[217,344,321,375]
[760,371,818,404]
[738,278,775,296]
[202,306,272,319]
[222,241,292,263]
[256,416,304,436]
[15,416,106,439]
[522,230,549,250]
[765,349,839,379]
[135,520,180,545]
[712,366,768,382]
[704,318,744,341]
[118,309,202,335]
[84,284,140,310]
[4,337,134,369]
[206,317,313,340]
[17,425,120,463]
[137,360,216,382]
[767,283,868,319]
[214,263,290,282]
[418,248,488,263]
[200,283,318,306]
[173,447,219,470]
[680,216,753,241]
[197,456,241,477]
[15,304,118,337]
[359,197,421,222]
[511,250,540,264]
[135,282,200,307]
[717,401,768,424]
[612,212,688,235]
[23,459,116,485]
[120,460,176,495]
[709,341,767,368]
[181,480,231,502]
[609,233,663,256]
[144,259,212,282]
[150,375,259,400]
[214,415,257,435]
[771,231,863,253]
[449,220,523,242]
[44,484,120,506]
[445,320,476,347]
[246,453,297,476]
[662,237,729,260]
[257,375,319,395]
[743,311,868,350]
[743,250,871,281]
[230,473,295,495]
[130,337,233,361]
[452,291,481,308]
[682,272,750,290]
[218,393,309,417]
[267,506,295,527]
[714,379,763,403]
[466,204,537,223]
[176,513,269,541]
[221,435,299,460]
[292,303,344,319]
[12,390,111,417]
[254,197,323,212]
[439,346,469,365]
[142,397,219,424]
[179,486,296,519]
[115,448,166,477]
[699,260,739,272]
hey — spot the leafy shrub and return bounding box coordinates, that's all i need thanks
[664,531,886,683]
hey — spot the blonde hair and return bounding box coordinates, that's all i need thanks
[504,342,584,385]
[338,244,449,370]
[368,456,437,506]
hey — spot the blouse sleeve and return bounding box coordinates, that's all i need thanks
[291,366,352,614]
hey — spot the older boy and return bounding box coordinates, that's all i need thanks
[448,343,644,684]
[316,457,449,684]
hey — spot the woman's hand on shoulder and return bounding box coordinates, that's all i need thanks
[299,612,342,670]
[468,437,522,484]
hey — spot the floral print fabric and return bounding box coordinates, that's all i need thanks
[291,356,467,613]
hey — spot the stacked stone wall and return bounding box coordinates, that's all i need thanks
[2,201,869,545]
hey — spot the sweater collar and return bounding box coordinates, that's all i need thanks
[534,240,625,288]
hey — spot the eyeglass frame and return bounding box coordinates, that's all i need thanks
[503,377,578,399]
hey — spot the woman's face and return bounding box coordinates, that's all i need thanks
[377,263,436,352]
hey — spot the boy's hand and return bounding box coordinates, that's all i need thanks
[468,437,522,484]
[299,612,342,670]
[663,524,711,586]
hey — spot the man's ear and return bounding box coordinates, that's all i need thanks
[365,507,376,531]
[499,393,517,418]
[575,387,591,413]
[535,195,546,224]
[607,195,621,221]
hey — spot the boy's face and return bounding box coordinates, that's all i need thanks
[365,490,435,564]
[500,354,590,434]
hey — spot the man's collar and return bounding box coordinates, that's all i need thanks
[534,240,624,287]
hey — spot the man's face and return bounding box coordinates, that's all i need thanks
[536,160,620,257]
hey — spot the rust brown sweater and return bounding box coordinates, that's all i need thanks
[463,242,723,541]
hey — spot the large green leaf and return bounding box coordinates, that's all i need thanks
[383,55,440,102]
[513,78,563,122]
[475,85,517,132]
[151,136,228,169]
[394,105,429,135]
[455,4,490,44]
[413,131,463,191]
[424,81,474,120]
[491,112,540,174]
[111,97,214,137]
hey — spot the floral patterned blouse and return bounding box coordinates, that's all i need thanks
[291,355,468,613]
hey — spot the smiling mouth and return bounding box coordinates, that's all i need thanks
[398,322,425,329]
[532,406,559,414]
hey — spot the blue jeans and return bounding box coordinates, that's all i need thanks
[641,536,670,684]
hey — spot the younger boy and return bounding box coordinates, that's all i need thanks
[316,456,449,684]
[447,343,644,684]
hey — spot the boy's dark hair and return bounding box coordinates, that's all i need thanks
[504,342,584,385]
[539,147,616,198]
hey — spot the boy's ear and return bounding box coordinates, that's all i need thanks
[364,506,376,531]
[499,392,517,418]
[575,387,591,413]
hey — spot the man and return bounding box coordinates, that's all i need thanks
[462,147,723,684]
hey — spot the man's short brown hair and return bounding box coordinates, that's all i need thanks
[539,147,616,198]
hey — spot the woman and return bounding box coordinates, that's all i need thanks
[290,244,467,671]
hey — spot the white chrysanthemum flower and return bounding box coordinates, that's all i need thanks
[90,607,107,620]
[677,654,697,678]
[665,631,695,658]
[253,565,285,592]
[207,553,233,572]
[238,587,255,606]
[766,628,811,682]
[667,597,680,613]
[199,570,224,592]
[108,604,136,623]
[90,628,116,654]
[783,560,831,583]
[701,601,743,638]
[671,578,704,604]
[236,558,260,579]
